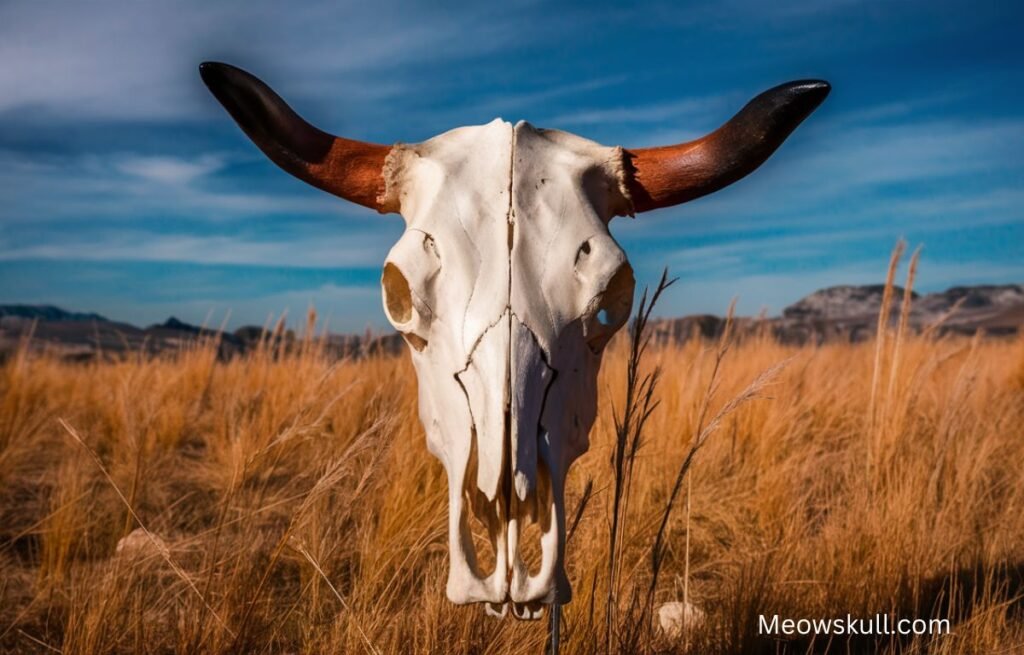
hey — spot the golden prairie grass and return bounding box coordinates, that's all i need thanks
[1,286,1023,653]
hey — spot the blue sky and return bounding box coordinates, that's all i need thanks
[0,0,1021,331]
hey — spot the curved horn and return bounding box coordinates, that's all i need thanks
[624,80,830,213]
[199,62,392,212]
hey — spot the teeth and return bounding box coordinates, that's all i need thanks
[446,450,569,620]
[512,601,545,621]
[514,470,530,502]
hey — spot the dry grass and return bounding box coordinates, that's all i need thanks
[1,284,1023,653]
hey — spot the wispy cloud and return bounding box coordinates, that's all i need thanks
[0,148,349,223]
[457,75,630,123]
[0,227,400,269]
[541,93,732,128]
[115,154,226,185]
[0,0,519,120]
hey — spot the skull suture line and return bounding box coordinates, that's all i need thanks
[201,63,828,620]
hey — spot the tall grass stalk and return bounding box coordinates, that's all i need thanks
[868,239,906,476]
[604,270,673,651]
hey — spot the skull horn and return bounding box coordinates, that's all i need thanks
[199,62,392,212]
[624,80,830,212]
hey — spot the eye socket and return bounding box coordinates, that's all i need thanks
[382,262,430,352]
[382,263,413,324]
[585,262,635,353]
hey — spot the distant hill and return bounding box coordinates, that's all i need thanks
[0,308,245,361]
[653,283,1024,345]
[2,283,1021,360]
[785,284,1023,322]
[0,305,108,322]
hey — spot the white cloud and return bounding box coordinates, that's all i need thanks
[115,154,226,185]
[449,76,631,122]
[0,147,357,224]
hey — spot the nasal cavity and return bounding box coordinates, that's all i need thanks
[586,261,635,354]
[600,262,635,328]
[574,239,592,266]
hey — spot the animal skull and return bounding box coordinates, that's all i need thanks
[201,63,828,619]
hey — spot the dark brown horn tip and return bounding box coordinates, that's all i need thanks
[198,60,225,82]
[750,80,831,131]
[199,61,256,91]
[199,61,267,136]
[198,61,251,111]
[729,80,831,150]
[198,61,232,108]
[198,60,336,170]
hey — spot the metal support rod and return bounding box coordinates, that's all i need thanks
[548,602,561,655]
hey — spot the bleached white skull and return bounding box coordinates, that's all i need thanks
[201,62,828,619]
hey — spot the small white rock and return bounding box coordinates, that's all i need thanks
[116,528,169,558]
[658,601,705,638]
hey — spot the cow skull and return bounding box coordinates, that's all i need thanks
[200,63,828,619]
